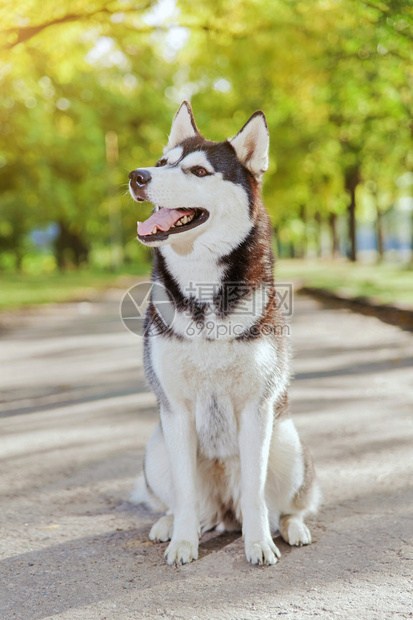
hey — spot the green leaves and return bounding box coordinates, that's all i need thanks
[1,0,412,268]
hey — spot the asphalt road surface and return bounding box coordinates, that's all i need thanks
[1,286,412,620]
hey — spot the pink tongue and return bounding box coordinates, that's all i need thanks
[137,208,190,236]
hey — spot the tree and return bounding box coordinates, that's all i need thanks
[1,0,413,270]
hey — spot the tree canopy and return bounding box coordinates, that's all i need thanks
[1,0,413,269]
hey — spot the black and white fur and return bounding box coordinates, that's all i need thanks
[129,101,320,566]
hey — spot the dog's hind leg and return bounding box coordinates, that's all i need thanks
[142,423,175,542]
[278,443,321,547]
[149,514,174,543]
[266,415,321,548]
[144,423,173,509]
[278,514,312,546]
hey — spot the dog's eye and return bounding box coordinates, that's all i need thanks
[156,159,167,167]
[192,167,208,177]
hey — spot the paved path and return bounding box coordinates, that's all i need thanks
[0,288,412,619]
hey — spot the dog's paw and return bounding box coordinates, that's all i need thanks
[149,515,174,543]
[280,517,312,546]
[286,521,312,546]
[245,539,281,565]
[164,539,199,565]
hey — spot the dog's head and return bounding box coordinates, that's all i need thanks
[129,101,269,251]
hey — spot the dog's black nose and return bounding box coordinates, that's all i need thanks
[129,169,152,186]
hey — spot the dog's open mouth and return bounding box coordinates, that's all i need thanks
[137,207,209,241]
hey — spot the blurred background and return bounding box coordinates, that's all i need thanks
[1,0,413,310]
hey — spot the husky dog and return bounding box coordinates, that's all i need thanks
[129,101,320,566]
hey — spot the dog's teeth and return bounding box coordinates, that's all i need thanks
[152,226,158,234]
[176,220,182,226]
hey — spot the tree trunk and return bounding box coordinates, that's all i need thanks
[411,210,413,265]
[345,167,360,262]
[15,249,23,272]
[300,204,307,258]
[376,207,384,261]
[275,227,281,259]
[314,212,322,257]
[54,220,89,271]
[329,213,339,257]
[348,203,356,261]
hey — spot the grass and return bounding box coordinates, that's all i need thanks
[0,265,150,311]
[277,259,413,307]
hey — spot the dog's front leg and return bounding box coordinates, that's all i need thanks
[239,399,281,565]
[160,404,200,565]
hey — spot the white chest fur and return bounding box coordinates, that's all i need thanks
[150,335,280,459]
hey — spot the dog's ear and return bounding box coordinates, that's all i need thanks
[230,111,269,180]
[165,101,199,151]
